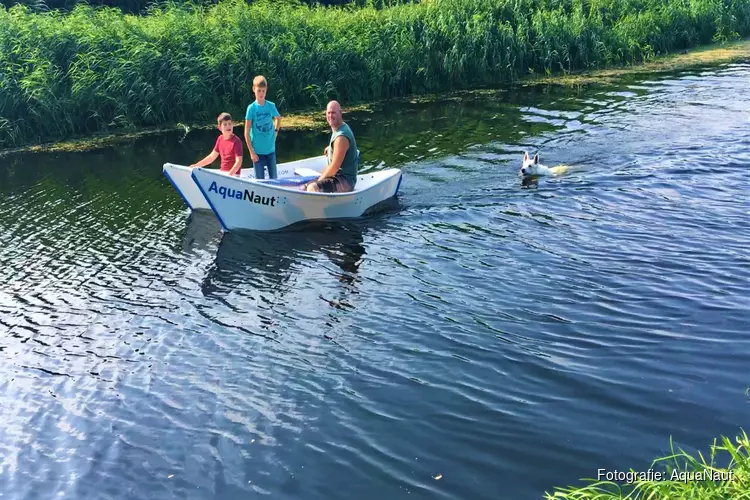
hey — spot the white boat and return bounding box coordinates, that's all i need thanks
[189,162,403,232]
[162,156,328,211]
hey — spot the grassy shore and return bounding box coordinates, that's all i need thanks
[1,0,750,154]
[3,37,747,157]
[529,37,750,86]
[546,430,750,499]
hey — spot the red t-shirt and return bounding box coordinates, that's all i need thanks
[213,134,243,175]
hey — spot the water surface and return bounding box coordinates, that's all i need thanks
[1,62,749,500]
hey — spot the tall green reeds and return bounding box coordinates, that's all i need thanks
[1,0,749,148]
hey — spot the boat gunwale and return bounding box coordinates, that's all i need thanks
[191,166,402,199]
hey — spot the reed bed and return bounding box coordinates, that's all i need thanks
[546,431,750,499]
[1,0,749,148]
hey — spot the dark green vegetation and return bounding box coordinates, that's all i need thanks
[2,0,749,149]
[0,0,396,15]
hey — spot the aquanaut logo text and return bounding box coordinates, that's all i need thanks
[208,181,277,207]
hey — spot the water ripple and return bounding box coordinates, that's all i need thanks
[1,62,750,500]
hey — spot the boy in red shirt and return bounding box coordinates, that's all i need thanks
[190,112,243,176]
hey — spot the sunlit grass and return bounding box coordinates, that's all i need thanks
[1,0,750,149]
[546,430,750,499]
[529,38,750,86]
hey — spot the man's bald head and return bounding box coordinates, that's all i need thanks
[326,100,343,129]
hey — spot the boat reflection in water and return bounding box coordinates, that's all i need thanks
[203,221,370,296]
[186,197,401,334]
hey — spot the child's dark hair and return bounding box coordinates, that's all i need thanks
[217,112,232,125]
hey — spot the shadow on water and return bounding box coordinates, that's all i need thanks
[179,209,224,255]
[189,196,402,304]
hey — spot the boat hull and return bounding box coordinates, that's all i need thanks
[190,167,403,231]
[162,156,327,211]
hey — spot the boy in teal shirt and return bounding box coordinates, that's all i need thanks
[244,75,281,179]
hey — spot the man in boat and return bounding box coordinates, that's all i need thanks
[303,100,359,193]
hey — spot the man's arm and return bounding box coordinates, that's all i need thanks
[318,136,349,180]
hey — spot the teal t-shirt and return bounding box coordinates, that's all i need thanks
[328,122,359,187]
[245,100,280,155]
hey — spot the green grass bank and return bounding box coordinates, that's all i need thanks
[546,430,750,499]
[1,0,750,150]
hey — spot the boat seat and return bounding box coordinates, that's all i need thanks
[294,167,320,177]
[258,175,318,186]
